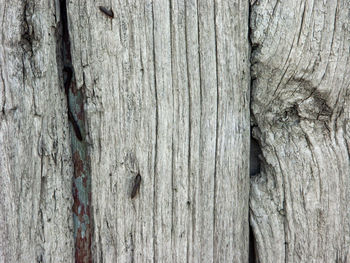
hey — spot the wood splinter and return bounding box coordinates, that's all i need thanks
[99,6,114,19]
[131,174,141,199]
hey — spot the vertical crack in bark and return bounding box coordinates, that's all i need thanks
[248,9,258,183]
[0,70,5,115]
[212,0,219,259]
[130,232,135,263]
[184,2,192,262]
[248,2,261,263]
[169,0,176,258]
[249,224,257,263]
[151,2,158,261]
[195,0,203,259]
[57,0,92,262]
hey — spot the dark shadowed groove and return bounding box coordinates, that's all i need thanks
[249,223,257,263]
[212,0,219,260]
[248,2,258,263]
[196,0,203,260]
[58,0,92,262]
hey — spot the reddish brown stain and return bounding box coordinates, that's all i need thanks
[73,152,84,178]
[72,185,80,216]
[78,204,85,223]
[75,227,92,263]
[82,176,88,188]
[71,83,78,95]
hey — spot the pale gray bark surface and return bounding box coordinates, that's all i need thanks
[250,0,350,262]
[3,0,349,262]
[0,1,74,262]
[67,0,250,262]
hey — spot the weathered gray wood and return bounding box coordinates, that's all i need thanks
[250,0,350,262]
[0,0,74,262]
[67,0,250,261]
[4,0,349,262]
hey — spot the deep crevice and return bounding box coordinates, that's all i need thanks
[249,223,257,263]
[151,2,158,262]
[248,0,262,177]
[249,2,260,263]
[250,136,262,176]
[58,0,92,262]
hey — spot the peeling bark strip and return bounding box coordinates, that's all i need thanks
[59,0,92,262]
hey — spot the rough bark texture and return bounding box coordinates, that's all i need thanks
[0,0,74,262]
[250,0,350,262]
[67,0,250,262]
[5,0,348,262]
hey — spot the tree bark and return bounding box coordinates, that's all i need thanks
[250,0,350,262]
[0,0,74,262]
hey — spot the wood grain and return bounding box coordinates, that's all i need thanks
[67,0,250,261]
[0,0,74,262]
[250,0,350,262]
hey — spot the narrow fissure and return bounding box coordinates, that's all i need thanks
[151,2,158,262]
[249,223,257,263]
[249,136,261,263]
[248,1,261,263]
[213,0,219,260]
[58,0,92,262]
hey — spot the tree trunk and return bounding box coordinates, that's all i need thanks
[250,0,350,262]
